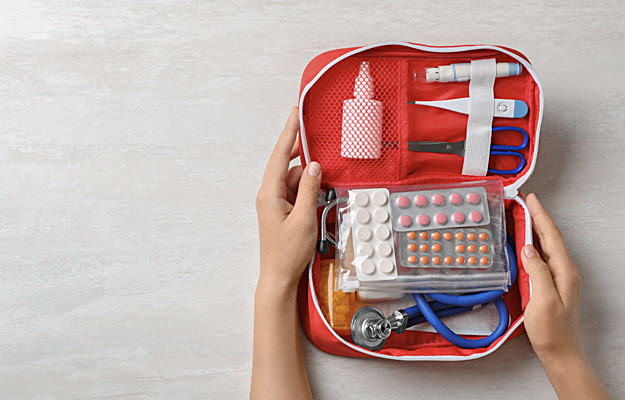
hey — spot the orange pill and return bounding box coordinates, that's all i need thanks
[455,244,465,252]
[480,257,490,265]
[408,255,417,264]
[479,232,488,240]
[468,244,477,253]
[419,243,429,252]
[468,256,478,264]
[443,232,452,240]
[432,256,442,264]
[420,256,430,264]
[467,233,477,241]
[479,245,489,253]
[455,232,465,240]
[444,256,453,264]
[432,243,441,252]
[420,232,429,240]
[431,232,441,240]
[456,256,465,265]
[408,243,417,252]
[408,231,417,240]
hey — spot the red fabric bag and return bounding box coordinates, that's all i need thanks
[297,42,542,360]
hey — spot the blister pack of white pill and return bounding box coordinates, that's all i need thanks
[348,189,398,281]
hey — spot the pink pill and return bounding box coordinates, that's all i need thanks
[399,215,412,227]
[432,194,445,206]
[449,193,462,205]
[470,211,483,222]
[416,214,430,226]
[414,195,428,207]
[452,212,465,223]
[434,213,447,224]
[466,192,480,204]
[396,195,410,208]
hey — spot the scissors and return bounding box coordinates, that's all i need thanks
[408,126,529,175]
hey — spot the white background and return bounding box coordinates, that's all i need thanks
[1,1,624,399]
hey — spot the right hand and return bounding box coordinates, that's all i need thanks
[521,193,584,364]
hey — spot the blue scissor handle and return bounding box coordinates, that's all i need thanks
[490,126,529,151]
[488,150,526,175]
[488,126,529,174]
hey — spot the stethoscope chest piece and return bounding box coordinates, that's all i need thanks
[350,306,391,351]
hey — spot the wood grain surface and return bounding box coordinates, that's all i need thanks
[1,1,624,399]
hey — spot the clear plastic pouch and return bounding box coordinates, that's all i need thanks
[334,180,510,294]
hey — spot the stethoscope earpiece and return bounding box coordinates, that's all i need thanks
[317,239,330,255]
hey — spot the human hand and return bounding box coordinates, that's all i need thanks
[522,193,583,365]
[255,107,322,292]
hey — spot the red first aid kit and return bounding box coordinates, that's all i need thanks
[295,42,543,361]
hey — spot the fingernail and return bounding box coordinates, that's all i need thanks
[307,161,321,177]
[523,245,538,259]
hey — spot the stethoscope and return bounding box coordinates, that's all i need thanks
[317,190,518,351]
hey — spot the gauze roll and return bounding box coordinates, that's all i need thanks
[341,62,384,159]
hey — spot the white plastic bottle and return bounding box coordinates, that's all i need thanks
[340,61,384,159]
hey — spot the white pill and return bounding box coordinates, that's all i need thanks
[377,242,393,257]
[372,190,388,206]
[356,226,372,241]
[355,209,371,224]
[354,192,369,207]
[357,243,373,258]
[373,208,389,222]
[361,260,375,274]
[379,259,394,274]
[375,225,391,240]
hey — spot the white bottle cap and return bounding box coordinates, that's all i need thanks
[354,62,374,99]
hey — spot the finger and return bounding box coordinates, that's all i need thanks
[526,194,571,261]
[526,193,575,270]
[261,107,300,195]
[521,245,562,306]
[285,165,303,204]
[526,193,580,303]
[290,135,300,161]
[291,161,322,220]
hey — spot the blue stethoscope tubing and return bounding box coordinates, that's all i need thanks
[403,234,518,349]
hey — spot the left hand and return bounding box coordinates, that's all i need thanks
[521,193,583,365]
[255,107,322,291]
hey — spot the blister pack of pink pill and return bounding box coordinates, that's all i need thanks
[333,179,510,293]
[390,187,490,232]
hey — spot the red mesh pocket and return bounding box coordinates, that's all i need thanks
[303,57,406,186]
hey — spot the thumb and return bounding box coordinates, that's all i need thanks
[292,161,322,215]
[521,245,558,299]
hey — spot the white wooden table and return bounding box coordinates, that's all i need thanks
[1,1,624,399]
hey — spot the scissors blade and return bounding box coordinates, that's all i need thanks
[408,140,465,157]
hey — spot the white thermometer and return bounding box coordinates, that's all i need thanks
[408,98,528,119]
